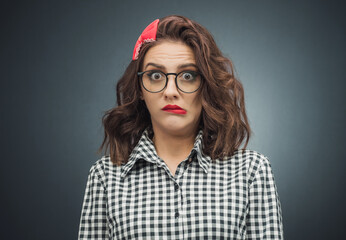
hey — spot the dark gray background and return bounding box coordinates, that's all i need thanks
[1,0,345,239]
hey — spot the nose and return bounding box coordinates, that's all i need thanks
[163,75,179,99]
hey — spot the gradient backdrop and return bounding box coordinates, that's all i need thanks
[1,0,345,239]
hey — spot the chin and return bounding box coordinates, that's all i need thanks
[165,121,196,135]
[164,120,185,128]
[153,119,188,133]
[151,114,198,134]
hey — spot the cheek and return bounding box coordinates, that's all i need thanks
[190,96,203,116]
[195,105,203,119]
[142,95,157,114]
[144,99,153,113]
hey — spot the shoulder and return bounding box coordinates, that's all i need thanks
[224,149,273,184]
[87,155,121,187]
[89,155,109,175]
[228,149,270,167]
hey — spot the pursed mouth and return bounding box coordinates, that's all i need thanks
[161,105,184,111]
[162,109,187,114]
[161,105,187,114]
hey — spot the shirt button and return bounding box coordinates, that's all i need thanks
[174,184,179,191]
[175,211,179,219]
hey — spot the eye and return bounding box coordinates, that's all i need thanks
[181,71,197,81]
[147,71,164,81]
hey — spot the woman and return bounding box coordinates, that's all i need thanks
[78,15,284,239]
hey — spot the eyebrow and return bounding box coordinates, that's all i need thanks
[144,62,198,70]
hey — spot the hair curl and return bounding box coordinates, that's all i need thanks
[98,15,251,166]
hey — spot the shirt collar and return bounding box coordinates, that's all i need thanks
[120,127,211,179]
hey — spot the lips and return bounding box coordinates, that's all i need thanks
[161,105,187,114]
[162,105,183,110]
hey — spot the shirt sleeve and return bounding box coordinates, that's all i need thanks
[78,160,109,239]
[246,156,284,239]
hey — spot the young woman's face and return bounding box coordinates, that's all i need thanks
[140,40,203,136]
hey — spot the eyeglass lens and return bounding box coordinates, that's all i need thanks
[141,70,201,93]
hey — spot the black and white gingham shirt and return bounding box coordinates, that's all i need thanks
[78,127,284,239]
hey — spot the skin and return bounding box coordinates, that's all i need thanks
[140,40,203,175]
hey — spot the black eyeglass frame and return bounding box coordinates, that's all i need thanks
[137,70,203,93]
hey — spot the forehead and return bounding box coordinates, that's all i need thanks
[143,41,196,70]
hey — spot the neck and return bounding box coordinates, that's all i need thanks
[152,126,198,164]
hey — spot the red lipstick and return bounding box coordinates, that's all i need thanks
[161,104,187,115]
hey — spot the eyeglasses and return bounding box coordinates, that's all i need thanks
[137,70,202,93]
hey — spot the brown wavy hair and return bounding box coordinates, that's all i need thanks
[98,15,251,166]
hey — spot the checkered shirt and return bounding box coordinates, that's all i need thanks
[78,127,284,239]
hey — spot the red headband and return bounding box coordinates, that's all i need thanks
[132,19,160,60]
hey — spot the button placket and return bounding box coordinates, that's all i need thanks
[173,180,182,220]
[175,211,180,219]
[174,182,179,191]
